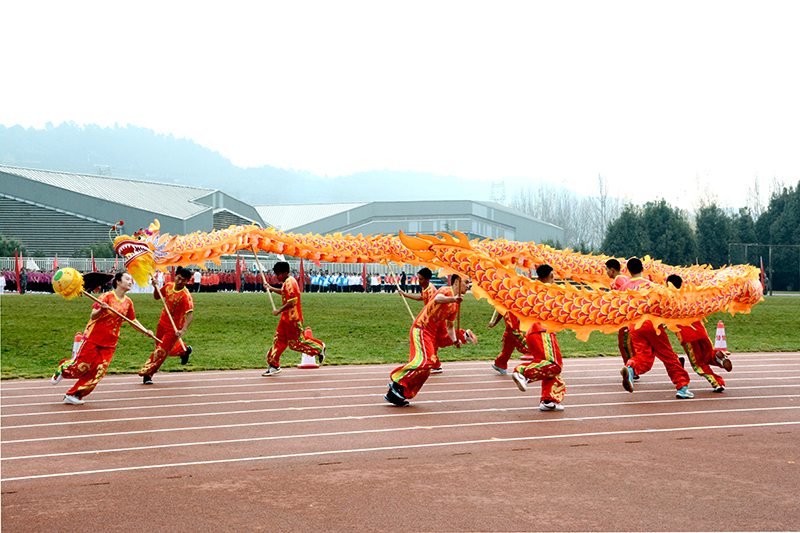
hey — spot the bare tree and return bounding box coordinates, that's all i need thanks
[510,177,623,251]
[593,174,623,249]
[746,174,764,220]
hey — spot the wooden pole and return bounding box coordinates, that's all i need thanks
[152,275,187,351]
[81,291,161,343]
[385,261,415,320]
[251,244,277,311]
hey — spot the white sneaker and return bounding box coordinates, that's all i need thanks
[430,366,443,374]
[63,394,84,405]
[261,366,282,376]
[539,400,564,411]
[512,371,528,392]
[51,373,63,385]
[463,329,478,345]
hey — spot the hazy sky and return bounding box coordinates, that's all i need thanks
[2,1,798,209]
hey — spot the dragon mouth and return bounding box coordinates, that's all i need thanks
[114,239,152,266]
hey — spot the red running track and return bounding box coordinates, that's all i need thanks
[2,353,799,532]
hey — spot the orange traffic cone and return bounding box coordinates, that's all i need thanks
[72,332,84,361]
[713,321,732,371]
[714,321,729,353]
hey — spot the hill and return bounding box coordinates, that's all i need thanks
[0,122,503,205]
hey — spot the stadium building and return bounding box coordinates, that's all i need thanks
[255,201,563,243]
[1,164,564,259]
[0,165,264,256]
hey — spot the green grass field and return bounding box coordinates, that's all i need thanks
[1,291,797,379]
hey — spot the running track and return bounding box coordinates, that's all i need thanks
[2,354,799,532]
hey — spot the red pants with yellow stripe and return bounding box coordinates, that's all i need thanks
[494,324,529,370]
[433,325,469,352]
[267,320,323,368]
[513,331,565,403]
[618,327,634,363]
[626,326,690,390]
[139,323,185,377]
[682,337,725,388]
[59,340,114,399]
[390,325,438,400]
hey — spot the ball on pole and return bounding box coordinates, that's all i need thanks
[52,268,85,300]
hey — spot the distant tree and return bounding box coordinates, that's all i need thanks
[755,181,800,290]
[641,200,697,266]
[600,204,651,259]
[75,242,116,258]
[729,208,758,265]
[746,175,765,220]
[695,204,733,268]
[0,233,27,256]
[510,177,624,251]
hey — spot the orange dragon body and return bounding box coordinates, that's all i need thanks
[114,220,763,340]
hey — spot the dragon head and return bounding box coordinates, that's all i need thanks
[113,220,163,286]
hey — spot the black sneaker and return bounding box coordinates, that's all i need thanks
[384,382,409,406]
[181,345,192,365]
[318,343,326,365]
[142,375,154,385]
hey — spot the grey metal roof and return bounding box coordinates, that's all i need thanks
[472,200,563,230]
[255,203,368,231]
[0,165,213,220]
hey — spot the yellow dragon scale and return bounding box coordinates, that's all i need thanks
[114,220,763,341]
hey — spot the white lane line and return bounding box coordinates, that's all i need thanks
[3,393,798,434]
[4,374,800,411]
[4,420,799,482]
[4,368,800,401]
[2,356,797,393]
[4,405,799,461]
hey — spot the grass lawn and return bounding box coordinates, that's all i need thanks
[1,291,797,379]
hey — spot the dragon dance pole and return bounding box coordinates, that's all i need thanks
[250,244,277,311]
[151,274,187,351]
[384,261,415,320]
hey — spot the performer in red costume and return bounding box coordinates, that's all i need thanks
[605,258,639,378]
[398,267,477,373]
[620,258,693,399]
[385,274,471,406]
[262,261,325,376]
[139,266,194,385]
[487,309,529,375]
[667,274,733,392]
[51,272,154,405]
[510,265,567,411]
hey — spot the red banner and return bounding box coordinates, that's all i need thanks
[760,257,766,290]
[235,254,242,292]
[362,263,367,292]
[15,250,21,294]
[91,250,97,272]
[298,259,305,292]
[53,253,58,271]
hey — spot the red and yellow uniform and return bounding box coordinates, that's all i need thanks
[610,275,634,362]
[493,312,530,371]
[390,286,458,399]
[676,321,725,389]
[621,277,690,390]
[58,291,136,399]
[513,323,565,403]
[139,282,194,377]
[267,276,323,368]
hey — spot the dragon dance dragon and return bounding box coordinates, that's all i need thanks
[114,220,763,341]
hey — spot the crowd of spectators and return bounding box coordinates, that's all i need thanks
[1,267,434,295]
